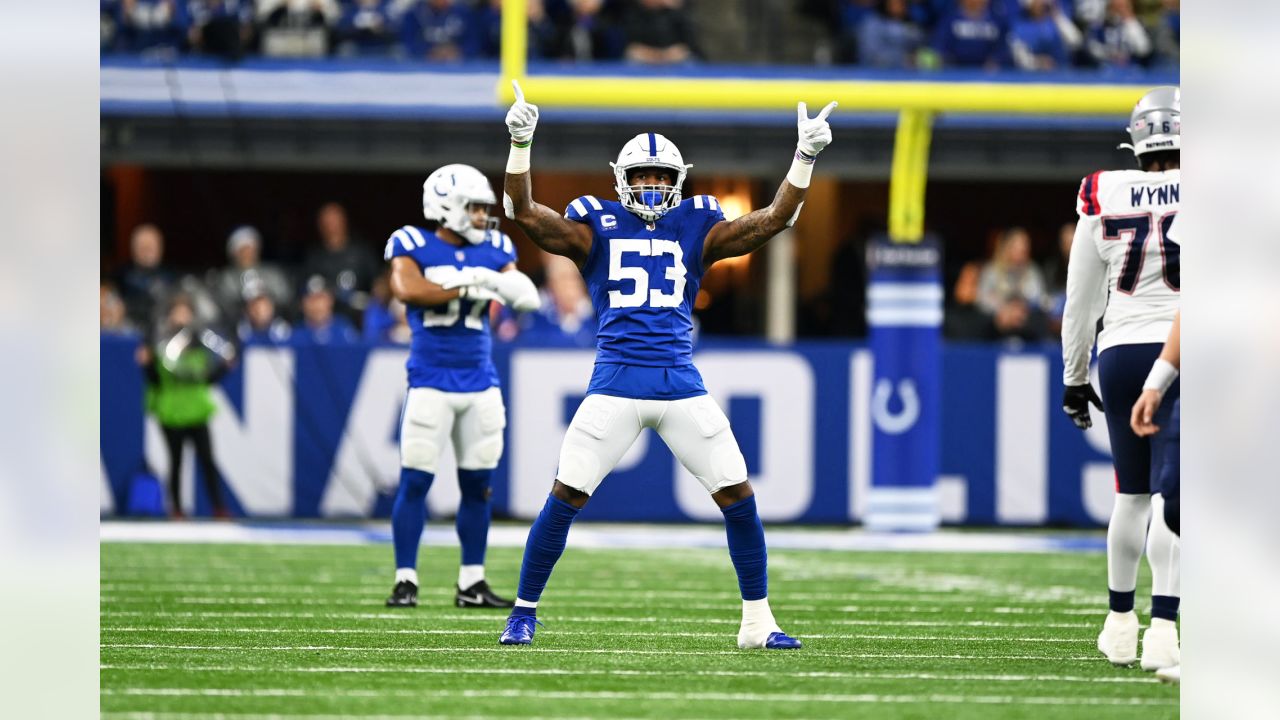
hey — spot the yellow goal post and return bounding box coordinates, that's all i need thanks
[498,0,1146,243]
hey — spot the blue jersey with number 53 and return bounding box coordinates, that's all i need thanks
[566,194,725,399]
[384,225,517,392]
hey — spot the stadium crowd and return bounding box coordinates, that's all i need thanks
[101,203,600,350]
[101,200,1080,348]
[100,0,1179,71]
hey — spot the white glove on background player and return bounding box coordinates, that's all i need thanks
[796,101,837,157]
[506,80,539,143]
[428,266,502,303]
[441,267,540,312]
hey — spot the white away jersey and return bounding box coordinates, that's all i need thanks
[1061,168,1180,385]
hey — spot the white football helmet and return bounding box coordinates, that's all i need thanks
[422,163,498,244]
[610,132,692,222]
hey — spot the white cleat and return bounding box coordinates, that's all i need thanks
[1155,664,1180,684]
[1097,611,1140,666]
[1140,618,1180,671]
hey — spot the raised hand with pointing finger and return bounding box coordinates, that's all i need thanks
[506,80,539,144]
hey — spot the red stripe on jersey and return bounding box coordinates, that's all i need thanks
[1086,171,1103,215]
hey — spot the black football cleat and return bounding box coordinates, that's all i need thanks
[455,580,515,608]
[385,580,418,608]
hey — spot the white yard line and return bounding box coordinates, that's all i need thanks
[100,610,1094,628]
[100,663,1155,684]
[98,585,1099,603]
[101,643,1103,661]
[100,687,1174,706]
[102,627,1090,643]
[100,596,1110,616]
[100,521,1105,554]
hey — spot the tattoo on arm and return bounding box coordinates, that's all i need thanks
[504,171,591,265]
[703,181,806,269]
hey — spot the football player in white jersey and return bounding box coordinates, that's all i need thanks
[1061,86,1180,671]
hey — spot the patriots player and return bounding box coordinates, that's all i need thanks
[1061,86,1180,670]
[496,80,835,648]
[384,163,540,609]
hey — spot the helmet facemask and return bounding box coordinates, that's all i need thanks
[441,201,499,245]
[614,165,683,222]
[423,164,499,245]
[611,132,692,222]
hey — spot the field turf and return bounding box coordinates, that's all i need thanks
[101,535,1178,719]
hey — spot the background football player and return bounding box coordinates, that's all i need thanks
[495,80,834,648]
[383,163,540,609]
[1061,86,1181,671]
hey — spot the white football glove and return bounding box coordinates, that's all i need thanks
[506,80,539,143]
[796,100,837,157]
[431,267,503,303]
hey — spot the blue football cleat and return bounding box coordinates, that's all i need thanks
[764,631,802,649]
[499,615,542,645]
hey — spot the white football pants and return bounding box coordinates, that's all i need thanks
[555,393,749,495]
[399,386,506,473]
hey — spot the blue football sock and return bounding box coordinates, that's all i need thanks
[516,494,580,604]
[721,495,768,601]
[391,468,434,571]
[456,469,492,567]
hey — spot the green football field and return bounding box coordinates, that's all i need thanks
[100,536,1178,719]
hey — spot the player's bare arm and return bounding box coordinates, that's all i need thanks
[388,256,464,307]
[502,80,593,266]
[702,100,836,269]
[1131,310,1181,436]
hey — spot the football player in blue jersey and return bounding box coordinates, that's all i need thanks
[496,81,836,648]
[384,163,540,609]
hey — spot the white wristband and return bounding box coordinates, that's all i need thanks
[1142,358,1179,394]
[506,142,531,175]
[786,147,816,189]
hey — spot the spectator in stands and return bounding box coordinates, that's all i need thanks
[1082,0,1151,68]
[944,260,997,340]
[294,275,359,345]
[1151,0,1178,68]
[335,0,400,57]
[400,0,479,61]
[362,272,398,342]
[1008,0,1081,71]
[186,0,255,60]
[208,225,293,323]
[858,0,925,69]
[114,223,177,330]
[976,226,1048,341]
[304,202,379,315]
[115,0,189,55]
[549,0,626,62]
[257,0,340,58]
[622,0,700,65]
[470,0,557,59]
[1042,220,1075,337]
[237,290,293,344]
[517,254,596,346]
[101,282,138,336]
[933,0,1007,70]
[103,1,121,52]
